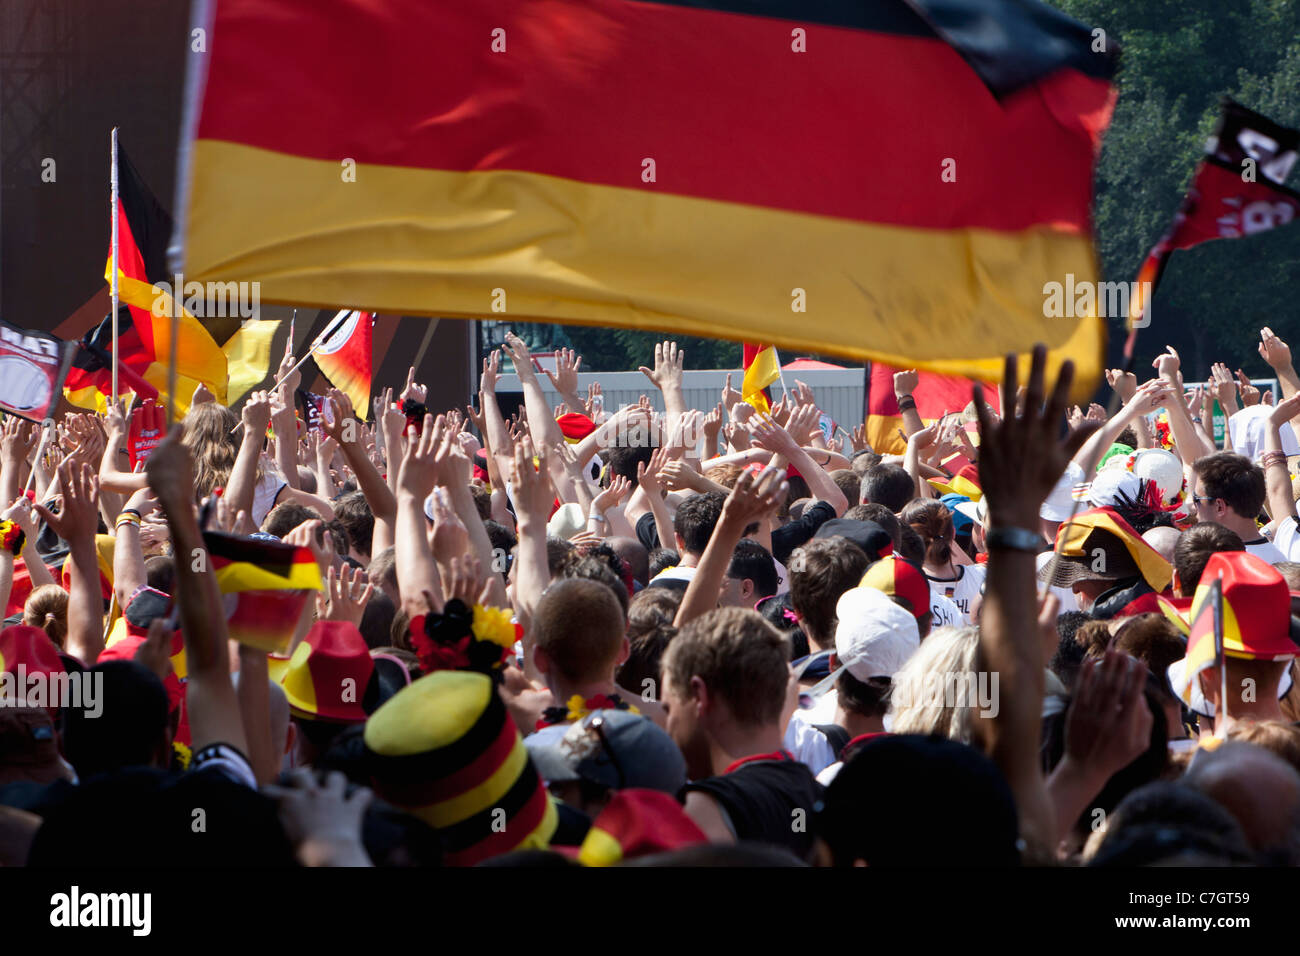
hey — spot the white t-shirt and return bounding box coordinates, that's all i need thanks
[817,761,844,786]
[784,709,837,776]
[926,564,986,624]
[1244,537,1287,566]
[929,592,963,631]
[1275,516,1300,562]
[251,471,288,527]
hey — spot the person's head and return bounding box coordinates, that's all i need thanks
[563,552,630,618]
[262,501,320,539]
[850,450,882,477]
[62,661,171,778]
[606,443,654,487]
[844,503,903,549]
[719,539,778,609]
[859,463,913,512]
[1141,526,1181,565]
[901,499,954,568]
[23,584,68,648]
[367,547,399,604]
[1184,740,1300,863]
[181,402,239,499]
[830,469,861,507]
[887,626,985,746]
[619,588,681,695]
[673,492,726,558]
[1050,611,1093,689]
[661,608,789,779]
[1083,781,1255,866]
[817,735,1019,866]
[1191,452,1265,526]
[1228,720,1300,775]
[144,556,175,594]
[358,590,398,649]
[607,536,650,590]
[896,524,926,566]
[532,579,628,690]
[545,536,576,576]
[788,538,870,649]
[1172,522,1245,597]
[333,491,375,562]
[648,548,680,579]
[469,483,492,521]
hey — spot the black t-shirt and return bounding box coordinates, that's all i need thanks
[681,752,824,859]
[636,510,661,552]
[771,500,837,566]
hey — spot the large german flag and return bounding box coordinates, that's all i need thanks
[66,143,227,412]
[176,0,1117,397]
[865,363,999,455]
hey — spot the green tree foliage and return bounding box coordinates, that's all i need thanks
[1055,0,1300,380]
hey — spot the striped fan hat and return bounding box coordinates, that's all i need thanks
[363,670,558,866]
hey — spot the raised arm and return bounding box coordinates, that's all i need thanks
[974,345,1097,860]
[393,414,445,620]
[34,461,103,665]
[225,391,274,519]
[144,426,248,757]
[750,409,848,515]
[321,387,397,544]
[509,436,554,683]
[675,466,786,628]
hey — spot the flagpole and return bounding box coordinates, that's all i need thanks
[1215,581,1228,738]
[773,347,789,400]
[110,127,120,402]
[228,310,352,434]
[168,272,180,425]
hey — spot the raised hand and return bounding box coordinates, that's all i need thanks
[893,369,919,397]
[543,347,582,398]
[443,553,492,608]
[1152,345,1181,380]
[480,351,501,395]
[35,460,99,543]
[322,564,373,626]
[638,340,684,392]
[974,345,1097,528]
[1236,370,1261,406]
[320,388,355,446]
[850,423,869,452]
[396,414,443,501]
[399,366,427,404]
[1061,651,1153,782]
[592,474,632,513]
[721,372,744,413]
[1104,368,1137,404]
[721,464,789,529]
[1259,327,1293,372]
[1209,362,1238,409]
[241,390,274,436]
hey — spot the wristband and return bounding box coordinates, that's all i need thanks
[588,511,608,524]
[1260,450,1287,469]
[986,526,1042,554]
[897,396,917,412]
[120,508,142,520]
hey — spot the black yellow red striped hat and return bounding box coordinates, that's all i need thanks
[363,669,558,866]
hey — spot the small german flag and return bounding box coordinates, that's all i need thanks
[742,343,780,415]
[1180,578,1223,707]
[202,530,322,653]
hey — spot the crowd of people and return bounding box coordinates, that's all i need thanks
[2,325,1300,868]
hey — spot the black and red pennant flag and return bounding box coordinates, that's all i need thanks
[0,319,76,423]
[177,0,1119,400]
[1126,101,1300,351]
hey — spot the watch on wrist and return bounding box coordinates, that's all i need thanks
[986,526,1042,554]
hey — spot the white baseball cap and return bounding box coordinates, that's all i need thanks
[833,586,921,682]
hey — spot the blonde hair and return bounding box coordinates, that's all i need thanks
[23,584,69,648]
[887,625,986,744]
[182,403,239,498]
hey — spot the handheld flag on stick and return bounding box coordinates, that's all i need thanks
[202,529,322,654]
[312,310,373,419]
[1125,101,1300,361]
[175,0,1118,400]
[741,343,780,415]
[1181,577,1223,710]
[78,138,228,413]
